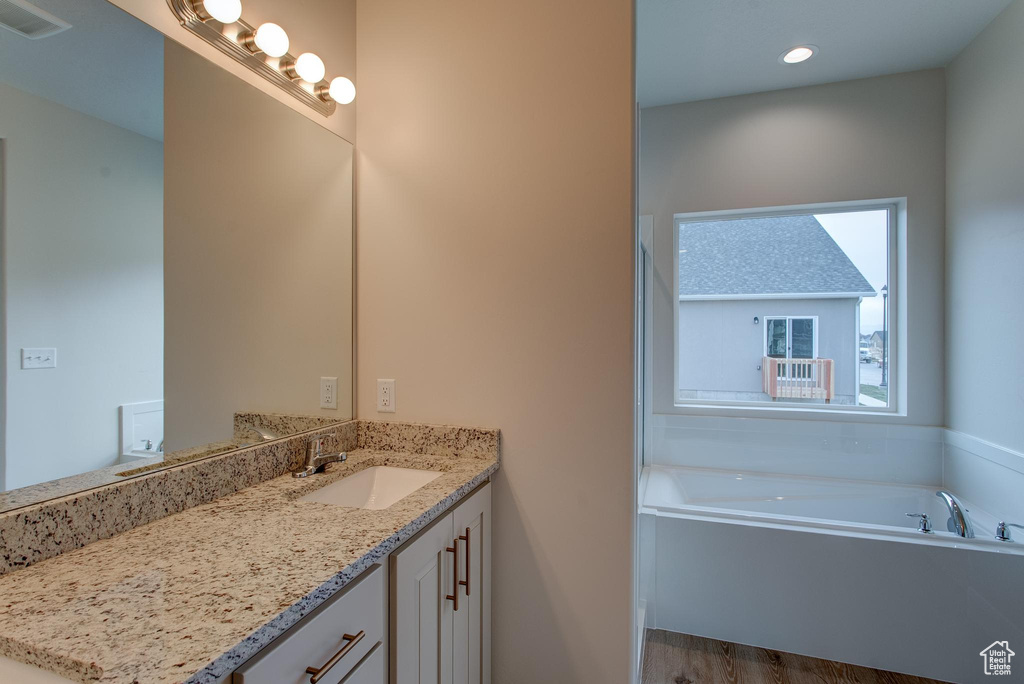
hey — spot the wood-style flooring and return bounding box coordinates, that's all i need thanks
[641,630,949,684]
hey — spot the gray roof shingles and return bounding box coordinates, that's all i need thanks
[678,214,875,298]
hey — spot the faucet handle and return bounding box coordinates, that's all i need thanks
[995,521,1024,542]
[307,432,339,455]
[906,513,933,533]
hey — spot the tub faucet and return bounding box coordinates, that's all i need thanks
[293,434,346,478]
[936,490,974,538]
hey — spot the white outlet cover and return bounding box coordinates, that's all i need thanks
[377,379,396,413]
[320,376,338,410]
[21,348,56,369]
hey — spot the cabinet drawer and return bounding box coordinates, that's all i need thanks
[340,642,384,684]
[234,565,383,684]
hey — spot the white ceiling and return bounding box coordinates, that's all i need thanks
[0,0,163,140]
[637,0,1013,108]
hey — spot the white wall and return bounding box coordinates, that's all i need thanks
[641,70,947,424]
[164,41,353,451]
[946,0,1024,457]
[0,83,163,490]
[107,0,356,144]
[354,0,635,681]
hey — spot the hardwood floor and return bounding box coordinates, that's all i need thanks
[641,630,949,684]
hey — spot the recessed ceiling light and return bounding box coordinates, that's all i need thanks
[779,45,818,64]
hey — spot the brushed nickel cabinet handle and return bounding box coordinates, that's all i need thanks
[458,527,470,596]
[305,630,365,683]
[445,541,459,611]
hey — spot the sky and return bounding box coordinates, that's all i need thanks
[815,210,888,335]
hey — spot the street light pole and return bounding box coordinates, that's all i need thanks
[880,285,888,389]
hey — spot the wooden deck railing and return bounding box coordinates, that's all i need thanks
[762,357,834,403]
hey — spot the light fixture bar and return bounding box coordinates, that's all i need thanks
[166,0,337,116]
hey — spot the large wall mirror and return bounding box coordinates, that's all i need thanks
[0,0,354,512]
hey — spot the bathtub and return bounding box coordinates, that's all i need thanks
[641,464,1024,683]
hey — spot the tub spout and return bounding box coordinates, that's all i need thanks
[936,490,974,538]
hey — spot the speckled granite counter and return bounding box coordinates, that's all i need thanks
[0,423,499,683]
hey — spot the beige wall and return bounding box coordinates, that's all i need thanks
[107,0,356,143]
[164,41,352,450]
[946,0,1024,454]
[354,0,636,681]
[641,70,947,424]
[1,82,163,490]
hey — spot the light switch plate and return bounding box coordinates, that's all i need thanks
[21,348,56,369]
[320,377,338,409]
[377,379,396,413]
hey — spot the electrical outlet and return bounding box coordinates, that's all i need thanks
[320,376,338,409]
[21,348,56,369]
[377,379,396,413]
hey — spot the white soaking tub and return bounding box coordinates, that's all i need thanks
[641,464,1024,684]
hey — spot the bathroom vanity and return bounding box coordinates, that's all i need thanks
[235,483,491,684]
[0,421,498,684]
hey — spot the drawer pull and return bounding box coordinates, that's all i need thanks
[458,527,470,596]
[305,630,365,683]
[445,542,459,611]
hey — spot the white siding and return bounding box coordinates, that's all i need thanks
[678,298,860,403]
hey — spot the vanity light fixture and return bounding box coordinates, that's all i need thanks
[191,0,241,24]
[779,45,817,64]
[167,0,356,116]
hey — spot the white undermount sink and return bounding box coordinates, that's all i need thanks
[299,466,442,510]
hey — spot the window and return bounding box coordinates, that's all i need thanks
[674,202,895,410]
[765,317,816,359]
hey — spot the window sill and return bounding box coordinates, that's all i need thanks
[671,399,905,421]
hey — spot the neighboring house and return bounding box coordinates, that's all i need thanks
[678,215,875,405]
[869,330,887,360]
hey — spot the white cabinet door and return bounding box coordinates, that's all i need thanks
[452,484,490,684]
[391,512,454,684]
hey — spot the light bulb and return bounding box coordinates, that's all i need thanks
[252,22,289,58]
[328,76,356,104]
[294,52,326,83]
[195,0,241,24]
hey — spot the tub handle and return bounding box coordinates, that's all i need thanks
[906,513,932,533]
[995,521,1024,542]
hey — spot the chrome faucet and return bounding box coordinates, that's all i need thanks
[936,490,974,538]
[293,434,346,478]
[247,425,279,442]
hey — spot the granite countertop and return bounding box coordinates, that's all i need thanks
[0,446,498,683]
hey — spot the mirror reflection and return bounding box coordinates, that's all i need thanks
[0,0,353,511]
